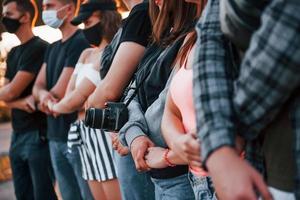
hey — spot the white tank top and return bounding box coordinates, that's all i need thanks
[73,63,101,87]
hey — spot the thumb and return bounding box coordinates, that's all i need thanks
[148,140,155,147]
[252,169,273,200]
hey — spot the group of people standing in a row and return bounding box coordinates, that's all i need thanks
[1,0,300,199]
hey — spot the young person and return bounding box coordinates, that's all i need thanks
[116,0,204,199]
[32,0,92,199]
[1,0,56,199]
[189,0,300,199]
[84,0,154,199]
[48,1,122,199]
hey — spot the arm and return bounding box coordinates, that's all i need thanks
[50,78,96,114]
[0,72,35,101]
[5,95,35,113]
[50,67,74,100]
[161,91,201,164]
[87,42,146,108]
[32,64,56,114]
[117,83,154,171]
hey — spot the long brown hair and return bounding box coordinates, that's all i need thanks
[95,0,122,42]
[177,0,207,66]
[149,0,202,46]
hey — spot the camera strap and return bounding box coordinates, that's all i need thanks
[124,67,152,108]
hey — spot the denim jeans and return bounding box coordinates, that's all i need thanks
[188,172,217,200]
[49,140,93,200]
[9,130,57,200]
[113,151,155,200]
[151,173,195,200]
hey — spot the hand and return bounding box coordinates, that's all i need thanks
[145,147,168,169]
[39,91,57,115]
[19,98,35,113]
[47,101,60,118]
[110,132,129,156]
[25,96,36,111]
[207,147,273,200]
[171,132,201,167]
[130,136,154,172]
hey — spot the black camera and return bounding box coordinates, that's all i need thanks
[84,102,129,132]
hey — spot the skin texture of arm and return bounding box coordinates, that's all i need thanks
[49,49,97,114]
[86,42,146,109]
[33,63,74,114]
[0,71,35,101]
[161,91,201,166]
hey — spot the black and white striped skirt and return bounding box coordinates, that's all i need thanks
[68,121,118,182]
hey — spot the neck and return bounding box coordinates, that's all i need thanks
[16,26,34,44]
[98,39,108,50]
[60,22,78,42]
[125,0,142,10]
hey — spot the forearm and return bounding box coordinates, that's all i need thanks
[33,84,48,102]
[193,0,237,166]
[0,86,16,101]
[91,81,120,109]
[168,149,188,165]
[161,110,185,150]
[53,90,86,114]
[5,98,24,109]
[119,88,149,147]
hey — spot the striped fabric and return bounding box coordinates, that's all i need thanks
[68,121,118,182]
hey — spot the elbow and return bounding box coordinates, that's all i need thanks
[102,83,122,102]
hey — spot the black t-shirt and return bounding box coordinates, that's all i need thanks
[100,2,152,78]
[119,2,152,46]
[44,30,89,141]
[5,36,48,133]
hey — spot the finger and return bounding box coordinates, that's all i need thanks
[189,160,202,168]
[252,171,273,200]
[136,151,149,171]
[187,154,201,163]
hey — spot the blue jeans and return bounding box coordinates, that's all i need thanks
[9,130,57,200]
[49,140,93,200]
[114,151,155,200]
[188,172,217,200]
[151,173,195,200]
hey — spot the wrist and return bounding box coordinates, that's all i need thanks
[206,146,238,172]
[164,149,176,167]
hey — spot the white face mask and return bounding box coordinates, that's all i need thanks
[42,9,66,29]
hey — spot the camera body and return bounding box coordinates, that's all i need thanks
[85,102,128,132]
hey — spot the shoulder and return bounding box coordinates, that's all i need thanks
[67,31,90,51]
[126,2,149,20]
[131,2,149,12]
[29,37,49,53]
[80,48,95,60]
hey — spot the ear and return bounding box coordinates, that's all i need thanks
[19,12,31,24]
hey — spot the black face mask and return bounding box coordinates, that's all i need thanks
[1,17,22,33]
[83,22,103,46]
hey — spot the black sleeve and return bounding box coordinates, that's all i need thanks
[65,38,89,68]
[4,51,13,79]
[19,42,48,75]
[120,4,152,47]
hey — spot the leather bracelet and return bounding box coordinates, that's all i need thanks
[163,149,176,167]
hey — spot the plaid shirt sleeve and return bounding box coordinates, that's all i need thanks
[193,0,238,166]
[233,0,300,139]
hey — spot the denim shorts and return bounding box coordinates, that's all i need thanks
[188,172,217,200]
